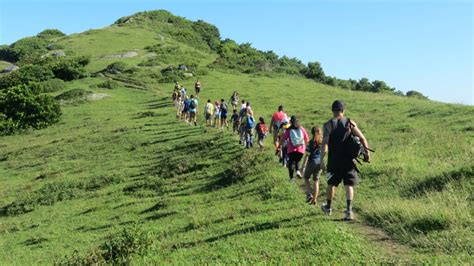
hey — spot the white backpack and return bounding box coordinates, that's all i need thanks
[290,128,304,147]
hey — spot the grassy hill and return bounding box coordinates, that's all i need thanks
[0,10,473,264]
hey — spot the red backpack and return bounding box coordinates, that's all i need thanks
[258,123,268,135]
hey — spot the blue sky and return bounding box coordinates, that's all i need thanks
[0,0,472,104]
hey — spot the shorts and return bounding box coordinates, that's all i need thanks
[182,109,188,114]
[304,162,322,180]
[327,169,358,187]
[195,87,201,93]
[221,112,228,119]
[205,113,212,120]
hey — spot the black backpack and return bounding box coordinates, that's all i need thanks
[333,118,374,165]
[189,100,197,109]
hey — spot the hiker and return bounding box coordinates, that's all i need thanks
[245,101,253,116]
[213,101,221,128]
[256,117,269,149]
[174,81,180,90]
[181,96,190,121]
[220,99,229,129]
[238,103,247,144]
[188,95,198,126]
[277,118,290,167]
[302,126,323,204]
[270,105,288,149]
[180,86,187,99]
[320,100,371,221]
[204,99,214,127]
[229,91,239,110]
[241,109,255,148]
[230,109,240,133]
[282,116,309,181]
[194,79,202,97]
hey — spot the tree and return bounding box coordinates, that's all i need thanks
[355,78,373,91]
[302,61,326,83]
[406,90,428,99]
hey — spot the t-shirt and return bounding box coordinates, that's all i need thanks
[283,126,309,154]
[183,99,190,111]
[272,111,288,128]
[195,82,201,88]
[205,102,214,115]
[306,139,321,164]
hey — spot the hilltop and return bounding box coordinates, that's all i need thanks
[0,10,472,264]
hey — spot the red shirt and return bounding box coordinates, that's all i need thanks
[272,111,287,125]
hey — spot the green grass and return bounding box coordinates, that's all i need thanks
[1,12,473,264]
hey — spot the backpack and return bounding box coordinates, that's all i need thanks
[290,128,305,147]
[239,107,246,117]
[334,118,374,164]
[221,103,228,112]
[246,116,255,129]
[189,100,197,109]
[258,123,268,136]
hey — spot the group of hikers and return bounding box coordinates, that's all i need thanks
[171,80,372,221]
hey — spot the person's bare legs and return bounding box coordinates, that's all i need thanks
[311,176,319,204]
[326,185,335,207]
[345,185,354,213]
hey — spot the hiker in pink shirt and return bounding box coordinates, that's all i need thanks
[282,116,309,181]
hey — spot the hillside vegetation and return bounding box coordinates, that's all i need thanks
[0,10,472,264]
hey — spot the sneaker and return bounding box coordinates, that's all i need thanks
[321,204,332,215]
[306,193,313,203]
[343,210,354,221]
[296,170,302,178]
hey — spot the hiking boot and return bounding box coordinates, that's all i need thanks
[306,193,313,203]
[296,170,302,178]
[343,210,354,221]
[321,204,332,215]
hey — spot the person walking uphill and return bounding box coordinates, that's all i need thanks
[188,95,199,126]
[282,116,309,182]
[270,105,288,149]
[320,100,371,221]
[195,79,202,97]
[302,126,323,204]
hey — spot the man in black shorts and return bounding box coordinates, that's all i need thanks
[319,100,371,221]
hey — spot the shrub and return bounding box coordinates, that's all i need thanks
[29,79,65,93]
[105,61,128,74]
[54,88,90,103]
[406,90,428,100]
[0,85,61,134]
[159,66,185,83]
[0,45,18,62]
[36,29,66,40]
[50,56,90,81]
[97,79,119,90]
[10,36,49,64]
[0,64,54,90]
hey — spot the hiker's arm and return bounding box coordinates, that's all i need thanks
[350,121,371,161]
[269,118,274,133]
[320,123,330,171]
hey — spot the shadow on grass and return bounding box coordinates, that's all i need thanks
[405,166,473,196]
[145,211,178,221]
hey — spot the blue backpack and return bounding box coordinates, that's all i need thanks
[246,116,255,129]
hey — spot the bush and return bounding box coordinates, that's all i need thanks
[105,61,128,74]
[0,64,54,90]
[36,29,66,40]
[159,66,185,83]
[0,85,61,134]
[29,79,65,93]
[97,79,119,90]
[10,36,49,64]
[406,90,428,100]
[0,45,18,62]
[54,88,90,102]
[50,56,90,81]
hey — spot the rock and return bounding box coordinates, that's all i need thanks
[96,73,105,78]
[47,43,55,50]
[183,73,193,77]
[87,93,110,101]
[51,51,66,57]
[179,65,188,71]
[120,51,138,58]
[1,65,19,73]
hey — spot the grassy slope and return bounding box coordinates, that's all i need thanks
[1,16,473,264]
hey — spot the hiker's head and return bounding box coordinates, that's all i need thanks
[233,109,237,113]
[311,126,323,145]
[278,105,284,112]
[246,101,250,107]
[331,100,345,116]
[290,115,300,128]
[259,117,265,123]
[207,99,211,103]
[221,98,225,103]
[241,100,245,104]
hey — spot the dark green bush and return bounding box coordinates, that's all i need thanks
[36,29,66,40]
[105,61,128,74]
[10,36,49,64]
[0,45,18,62]
[192,20,221,51]
[159,66,185,83]
[0,85,61,134]
[406,90,428,99]
[0,64,54,90]
[50,56,90,81]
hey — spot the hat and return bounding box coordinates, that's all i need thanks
[331,100,345,111]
